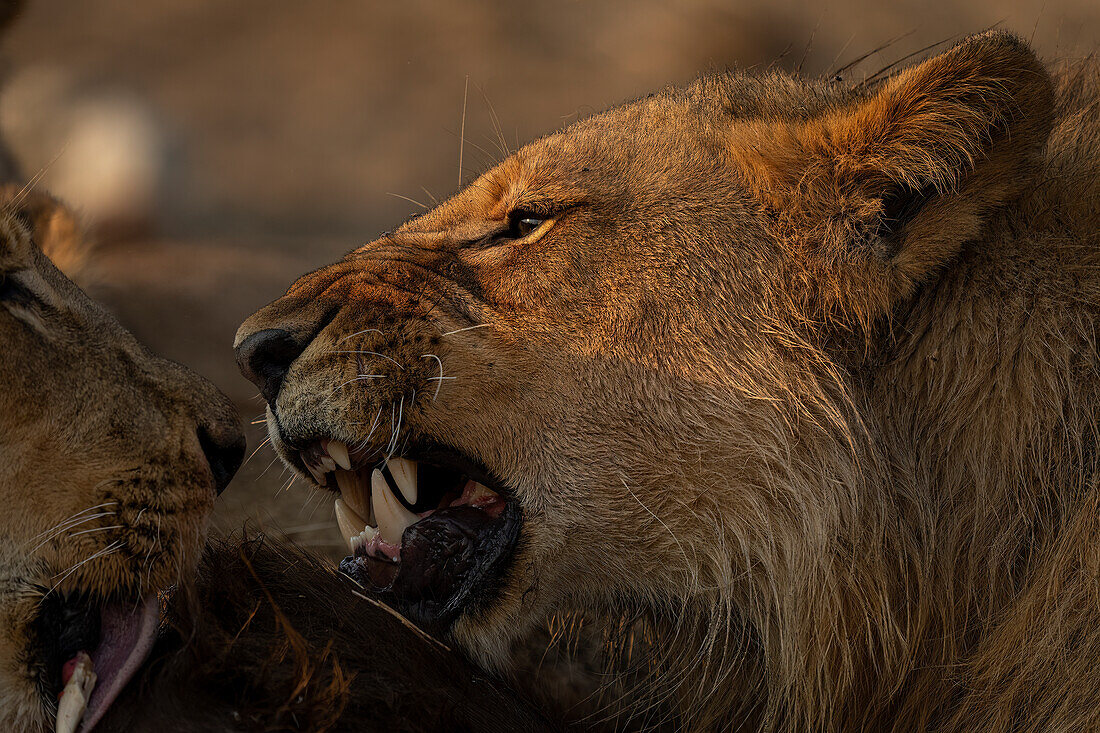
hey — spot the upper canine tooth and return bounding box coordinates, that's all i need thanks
[372,469,419,545]
[387,458,417,505]
[334,498,367,552]
[326,440,352,470]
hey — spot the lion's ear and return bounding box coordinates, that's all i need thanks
[739,32,1055,321]
[0,185,92,283]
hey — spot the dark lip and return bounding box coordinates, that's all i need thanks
[339,501,521,634]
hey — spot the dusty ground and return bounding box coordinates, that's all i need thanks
[2,0,1096,556]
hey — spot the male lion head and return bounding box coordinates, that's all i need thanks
[0,187,245,733]
[237,32,1069,727]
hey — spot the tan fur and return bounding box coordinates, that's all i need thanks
[0,189,242,731]
[238,33,1100,730]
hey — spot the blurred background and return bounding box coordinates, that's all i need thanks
[2,0,1096,554]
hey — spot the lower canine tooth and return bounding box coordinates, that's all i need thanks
[334,498,367,551]
[55,651,96,733]
[372,468,419,545]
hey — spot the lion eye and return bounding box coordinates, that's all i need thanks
[506,210,544,239]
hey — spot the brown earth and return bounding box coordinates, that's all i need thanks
[2,0,1096,555]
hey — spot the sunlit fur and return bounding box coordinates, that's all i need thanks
[0,189,241,732]
[238,33,1100,730]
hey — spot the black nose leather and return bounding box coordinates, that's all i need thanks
[197,426,245,496]
[235,328,303,404]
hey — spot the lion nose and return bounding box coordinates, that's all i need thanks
[197,424,246,496]
[235,328,304,404]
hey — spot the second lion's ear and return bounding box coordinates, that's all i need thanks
[0,185,92,283]
[736,31,1055,325]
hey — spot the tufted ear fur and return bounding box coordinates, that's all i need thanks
[0,185,92,283]
[735,31,1056,327]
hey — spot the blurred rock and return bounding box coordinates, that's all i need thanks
[0,65,168,239]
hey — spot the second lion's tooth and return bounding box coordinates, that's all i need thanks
[334,498,367,551]
[388,458,417,505]
[372,469,419,545]
[326,440,352,470]
[55,651,96,733]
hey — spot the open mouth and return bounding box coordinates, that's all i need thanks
[301,439,520,632]
[37,593,161,733]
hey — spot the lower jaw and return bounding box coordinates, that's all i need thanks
[339,501,521,633]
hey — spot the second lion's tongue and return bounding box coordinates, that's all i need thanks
[77,598,160,732]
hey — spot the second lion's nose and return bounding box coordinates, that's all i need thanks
[234,328,304,404]
[197,424,245,496]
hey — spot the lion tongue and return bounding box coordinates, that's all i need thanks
[76,598,160,733]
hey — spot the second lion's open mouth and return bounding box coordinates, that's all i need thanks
[301,439,521,631]
[37,593,161,733]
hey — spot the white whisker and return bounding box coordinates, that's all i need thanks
[328,350,405,369]
[257,455,281,481]
[331,374,387,394]
[621,475,693,584]
[47,540,125,596]
[26,501,118,545]
[68,525,124,538]
[28,512,118,555]
[356,405,386,453]
[421,354,448,400]
[387,395,405,456]
[458,74,469,188]
[143,516,161,573]
[387,191,428,210]
[243,436,272,467]
[337,328,383,345]
[441,324,490,337]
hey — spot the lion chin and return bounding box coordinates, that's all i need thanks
[235,31,1100,731]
